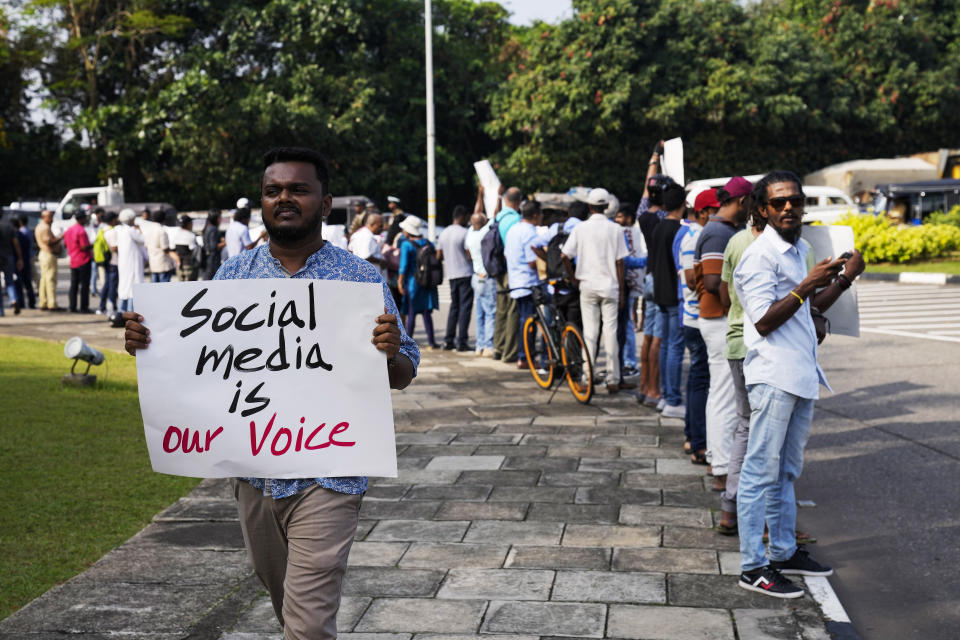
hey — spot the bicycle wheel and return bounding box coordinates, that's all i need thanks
[560,322,594,404]
[523,316,556,389]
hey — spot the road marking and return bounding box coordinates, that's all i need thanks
[805,576,851,622]
[861,327,960,344]
[857,282,960,344]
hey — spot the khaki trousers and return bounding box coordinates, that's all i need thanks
[234,480,362,640]
[493,272,519,361]
[38,251,58,309]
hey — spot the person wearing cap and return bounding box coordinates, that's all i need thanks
[387,196,403,218]
[397,215,439,348]
[694,176,751,491]
[110,208,147,312]
[171,214,200,282]
[34,209,62,311]
[561,187,629,393]
[675,188,718,460]
[97,211,120,314]
[63,210,94,313]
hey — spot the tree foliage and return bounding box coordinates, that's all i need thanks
[2,0,959,218]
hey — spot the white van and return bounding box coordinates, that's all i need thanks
[685,176,858,224]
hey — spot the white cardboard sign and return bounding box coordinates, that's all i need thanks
[133,279,398,479]
[801,225,860,337]
[662,137,684,186]
[473,159,502,218]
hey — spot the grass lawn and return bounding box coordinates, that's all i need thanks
[0,336,199,621]
[866,259,960,275]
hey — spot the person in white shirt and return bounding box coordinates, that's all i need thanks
[436,205,475,351]
[109,208,147,312]
[348,213,386,280]
[170,215,200,281]
[226,207,265,258]
[143,210,178,283]
[560,188,630,394]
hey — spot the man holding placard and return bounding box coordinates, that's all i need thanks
[124,147,420,640]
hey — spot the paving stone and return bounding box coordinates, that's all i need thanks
[398,457,432,470]
[577,458,655,473]
[470,405,540,419]
[668,574,799,609]
[339,596,375,631]
[540,472,619,488]
[521,434,591,445]
[547,445,621,458]
[221,594,281,632]
[656,458,711,475]
[619,505,712,528]
[596,415,659,426]
[340,634,411,640]
[451,434,523,445]
[718,551,742,575]
[356,520,377,540]
[562,525,661,548]
[473,445,549,457]
[367,520,469,543]
[503,457,578,472]
[365,485,410,501]
[551,570,665,604]
[481,601,606,638]
[505,546,610,570]
[532,416,597,426]
[612,548,719,575]
[464,521,564,546]
[533,403,603,418]
[413,636,538,640]
[435,502,529,521]
[154,497,239,522]
[75,547,250,585]
[607,604,734,640]
[437,569,554,600]
[399,543,510,569]
[355,599,486,634]
[663,526,740,551]
[661,490,718,509]
[348,542,410,567]
[396,433,457,445]
[456,470,540,486]
[488,486,577,503]
[405,485,492,501]
[526,503,619,524]
[560,424,628,435]
[343,567,446,597]
[588,436,658,447]
[618,445,666,458]
[494,424,558,434]
[361,501,441,520]
[424,456,504,471]
[405,445,479,458]
[733,609,806,640]
[430,423,497,434]
[574,487,660,506]
[622,472,705,491]
[378,470,461,485]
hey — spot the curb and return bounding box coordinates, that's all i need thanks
[859,271,960,285]
[805,576,862,640]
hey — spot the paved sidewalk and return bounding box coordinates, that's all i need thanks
[1,320,833,639]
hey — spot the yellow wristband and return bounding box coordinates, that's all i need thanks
[789,290,804,305]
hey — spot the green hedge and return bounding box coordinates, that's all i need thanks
[832,210,960,263]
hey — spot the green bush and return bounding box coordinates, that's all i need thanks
[926,205,960,229]
[831,213,960,263]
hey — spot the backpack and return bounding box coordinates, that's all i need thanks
[414,241,443,288]
[93,228,111,264]
[545,231,569,280]
[480,218,507,277]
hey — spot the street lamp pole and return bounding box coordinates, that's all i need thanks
[424,0,437,242]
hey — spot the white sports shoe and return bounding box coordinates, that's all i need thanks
[661,403,686,419]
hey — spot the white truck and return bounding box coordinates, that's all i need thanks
[49,179,176,236]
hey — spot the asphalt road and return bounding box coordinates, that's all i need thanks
[799,321,960,639]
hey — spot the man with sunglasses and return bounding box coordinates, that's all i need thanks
[733,170,864,599]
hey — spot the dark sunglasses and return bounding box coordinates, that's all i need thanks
[767,196,804,212]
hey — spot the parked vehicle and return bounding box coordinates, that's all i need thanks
[685,176,857,224]
[49,179,176,236]
[874,179,960,224]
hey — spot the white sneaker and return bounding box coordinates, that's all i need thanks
[481,348,495,358]
[656,398,666,411]
[661,403,686,419]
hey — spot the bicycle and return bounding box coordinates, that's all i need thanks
[521,283,594,404]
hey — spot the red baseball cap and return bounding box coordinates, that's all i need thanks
[693,188,721,212]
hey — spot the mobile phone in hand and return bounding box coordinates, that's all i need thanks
[838,251,853,260]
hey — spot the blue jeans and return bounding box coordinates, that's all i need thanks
[618,292,638,371]
[100,264,119,312]
[444,276,474,349]
[119,298,134,312]
[152,270,174,283]
[738,383,815,571]
[659,304,684,406]
[515,293,535,363]
[1,254,18,314]
[472,274,496,350]
[682,325,708,451]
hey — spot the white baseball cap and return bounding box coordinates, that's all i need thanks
[387,196,401,204]
[236,197,251,209]
[587,188,610,206]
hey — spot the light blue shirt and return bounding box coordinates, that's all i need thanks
[215,241,421,498]
[496,206,521,242]
[734,225,829,400]
[464,223,490,276]
[504,220,540,299]
[563,217,582,234]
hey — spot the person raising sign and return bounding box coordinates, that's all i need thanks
[123,147,420,640]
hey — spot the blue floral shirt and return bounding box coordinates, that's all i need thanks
[215,241,420,498]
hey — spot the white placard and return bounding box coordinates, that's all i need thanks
[473,159,502,218]
[662,137,684,186]
[133,279,398,479]
[801,225,860,337]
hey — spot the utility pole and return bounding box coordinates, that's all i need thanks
[424,0,437,242]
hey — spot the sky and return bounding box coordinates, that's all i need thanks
[497,0,574,25]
